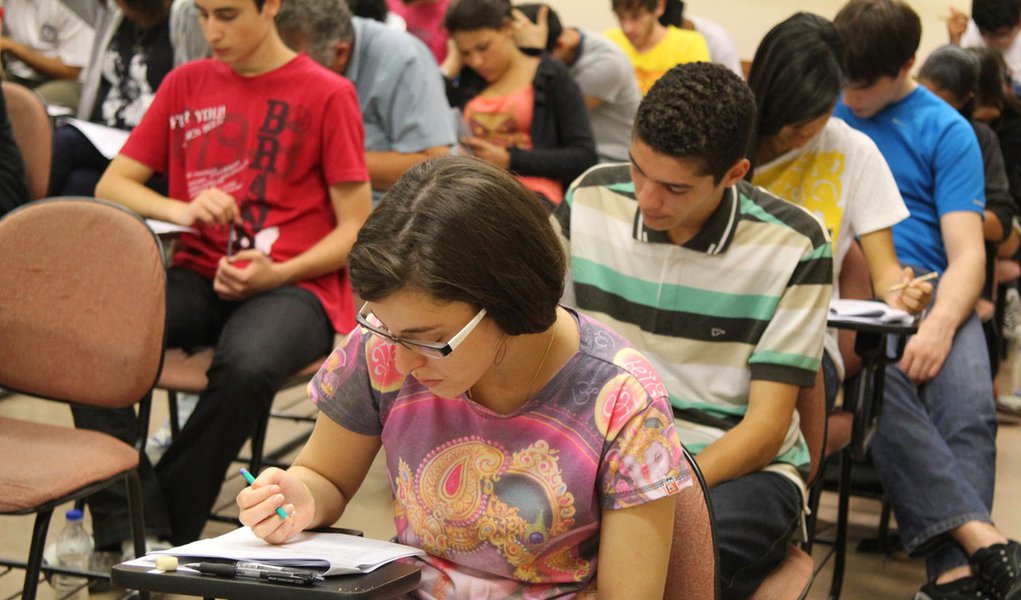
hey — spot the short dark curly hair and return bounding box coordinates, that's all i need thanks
[972,0,1021,33]
[634,62,755,184]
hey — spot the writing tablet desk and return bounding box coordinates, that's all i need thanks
[821,315,917,599]
[112,561,421,599]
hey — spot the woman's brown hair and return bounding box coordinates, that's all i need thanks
[349,156,565,336]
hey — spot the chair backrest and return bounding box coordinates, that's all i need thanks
[664,448,719,600]
[798,369,827,486]
[1,82,52,200]
[0,197,165,407]
[838,238,872,378]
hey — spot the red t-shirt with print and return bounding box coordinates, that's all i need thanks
[121,55,368,332]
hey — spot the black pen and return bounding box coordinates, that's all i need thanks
[186,561,323,586]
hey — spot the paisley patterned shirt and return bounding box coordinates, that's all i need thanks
[309,309,688,599]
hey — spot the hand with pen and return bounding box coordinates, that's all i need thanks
[236,467,314,545]
[884,267,936,315]
[176,187,240,228]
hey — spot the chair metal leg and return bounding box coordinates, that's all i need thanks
[167,390,180,440]
[247,407,271,475]
[22,509,53,600]
[804,473,826,554]
[828,447,853,600]
[125,470,150,600]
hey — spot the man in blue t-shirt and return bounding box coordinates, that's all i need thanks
[834,2,1020,600]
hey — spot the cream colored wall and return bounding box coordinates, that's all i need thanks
[548,0,957,69]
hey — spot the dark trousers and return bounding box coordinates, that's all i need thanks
[48,125,167,198]
[711,471,803,600]
[73,267,334,547]
[49,125,109,197]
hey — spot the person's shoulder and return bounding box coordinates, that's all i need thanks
[574,311,669,399]
[972,119,999,147]
[603,27,628,45]
[538,53,572,78]
[160,58,224,86]
[287,54,356,91]
[663,25,707,45]
[577,30,631,67]
[737,180,829,248]
[354,15,423,57]
[826,117,887,152]
[907,87,965,123]
[572,163,633,193]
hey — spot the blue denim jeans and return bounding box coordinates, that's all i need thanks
[870,313,998,579]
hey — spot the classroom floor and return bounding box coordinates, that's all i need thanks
[1,387,1018,599]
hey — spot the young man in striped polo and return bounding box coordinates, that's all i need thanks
[555,62,832,599]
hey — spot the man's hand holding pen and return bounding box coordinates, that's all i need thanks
[885,268,936,315]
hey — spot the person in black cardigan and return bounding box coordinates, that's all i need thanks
[442,0,596,209]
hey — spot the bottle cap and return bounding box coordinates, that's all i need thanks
[65,508,84,521]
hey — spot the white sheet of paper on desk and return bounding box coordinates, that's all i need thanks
[150,527,425,576]
[829,299,912,324]
[64,118,130,159]
[145,219,196,236]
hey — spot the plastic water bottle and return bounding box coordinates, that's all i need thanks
[54,508,92,599]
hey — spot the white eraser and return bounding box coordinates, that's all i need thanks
[154,555,178,572]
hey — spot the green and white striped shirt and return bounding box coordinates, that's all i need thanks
[556,164,832,480]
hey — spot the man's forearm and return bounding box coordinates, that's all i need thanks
[365,147,450,191]
[2,39,81,80]
[694,423,782,488]
[925,246,985,330]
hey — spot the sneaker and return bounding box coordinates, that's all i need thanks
[915,577,996,599]
[997,394,1021,417]
[145,392,199,464]
[971,541,1021,600]
[121,536,174,561]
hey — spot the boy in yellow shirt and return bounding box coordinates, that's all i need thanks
[605,0,710,93]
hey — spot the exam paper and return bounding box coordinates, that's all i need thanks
[145,219,196,237]
[64,118,130,159]
[829,299,913,325]
[150,527,425,576]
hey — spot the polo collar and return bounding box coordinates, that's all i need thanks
[632,186,739,255]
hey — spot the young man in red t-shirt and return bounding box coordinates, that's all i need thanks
[75,0,371,549]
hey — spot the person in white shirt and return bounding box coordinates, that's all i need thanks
[747,12,930,409]
[0,0,96,110]
[948,0,1021,95]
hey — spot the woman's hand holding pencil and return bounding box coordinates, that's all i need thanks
[886,267,936,314]
[237,466,312,545]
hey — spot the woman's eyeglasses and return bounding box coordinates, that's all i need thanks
[355,303,487,358]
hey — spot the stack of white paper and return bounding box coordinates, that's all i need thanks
[829,299,913,325]
[148,527,424,576]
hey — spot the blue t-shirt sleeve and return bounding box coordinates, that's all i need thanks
[933,118,985,217]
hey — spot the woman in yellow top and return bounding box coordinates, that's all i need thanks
[747,13,931,409]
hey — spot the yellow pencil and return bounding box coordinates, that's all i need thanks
[888,271,939,292]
